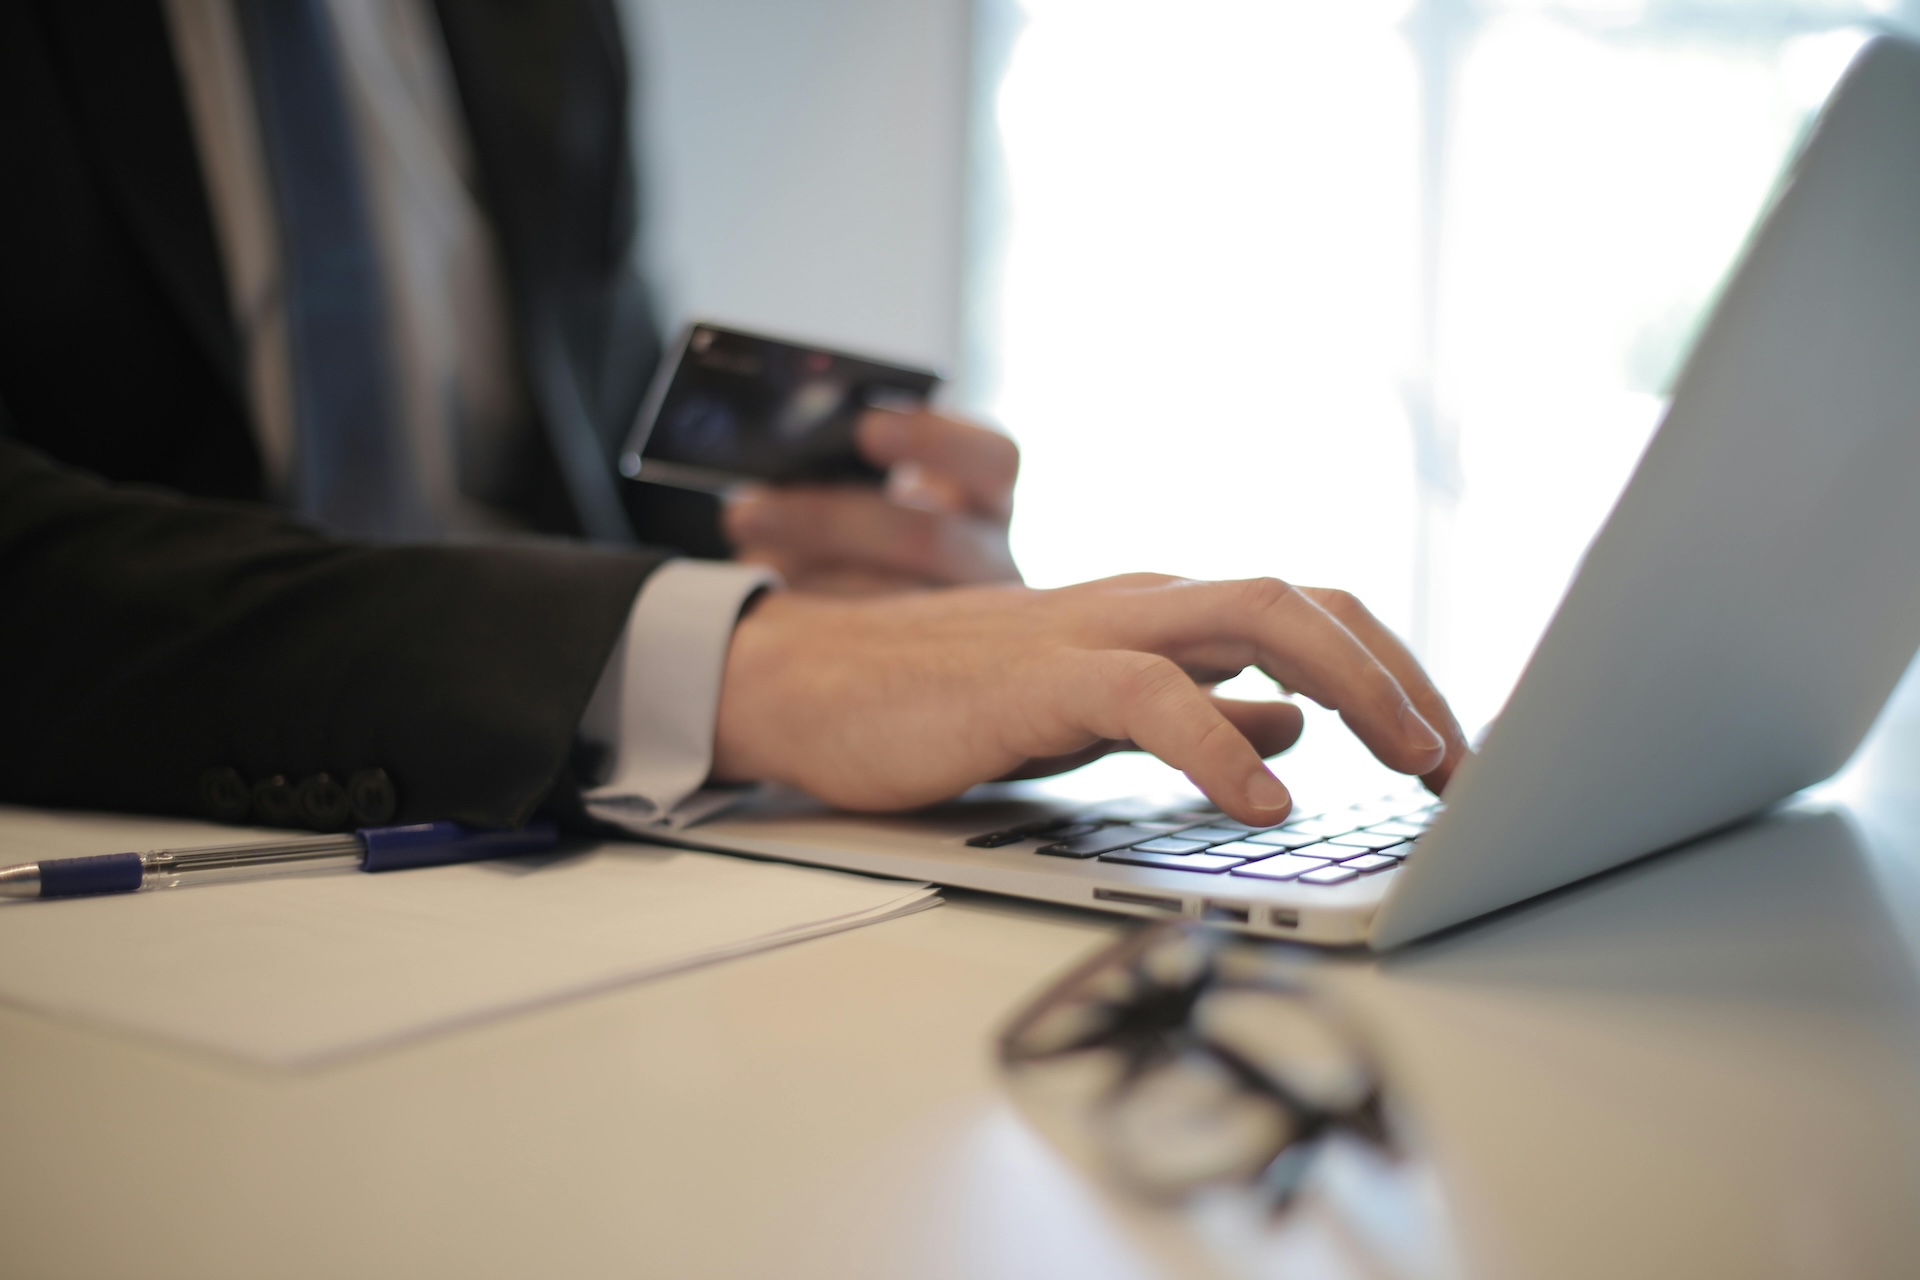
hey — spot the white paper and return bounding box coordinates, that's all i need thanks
[0,807,938,1067]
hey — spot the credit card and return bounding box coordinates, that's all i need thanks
[618,322,942,494]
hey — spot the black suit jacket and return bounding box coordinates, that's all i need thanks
[0,1,676,827]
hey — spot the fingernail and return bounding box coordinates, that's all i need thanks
[1399,700,1446,757]
[723,486,773,539]
[888,462,953,513]
[1244,768,1291,816]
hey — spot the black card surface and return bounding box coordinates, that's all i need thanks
[620,323,942,494]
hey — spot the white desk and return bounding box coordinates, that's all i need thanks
[6,679,1920,1279]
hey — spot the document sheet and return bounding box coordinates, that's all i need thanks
[0,806,938,1067]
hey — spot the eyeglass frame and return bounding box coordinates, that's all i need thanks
[997,920,1399,1209]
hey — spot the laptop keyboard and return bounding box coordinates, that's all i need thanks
[965,791,1440,886]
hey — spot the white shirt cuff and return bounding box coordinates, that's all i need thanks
[579,560,779,831]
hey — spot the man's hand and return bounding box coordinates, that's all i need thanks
[720,407,1021,593]
[713,574,1471,826]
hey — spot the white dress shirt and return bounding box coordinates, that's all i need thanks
[162,0,770,828]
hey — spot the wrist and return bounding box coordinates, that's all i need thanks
[711,591,798,785]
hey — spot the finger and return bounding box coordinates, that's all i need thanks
[1068,577,1447,778]
[1238,584,1447,778]
[1213,697,1305,758]
[857,408,1019,520]
[724,485,1018,585]
[886,460,969,515]
[1052,650,1293,826]
[1297,587,1471,793]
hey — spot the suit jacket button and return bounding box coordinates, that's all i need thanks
[251,775,300,827]
[347,769,397,826]
[297,773,351,832]
[198,767,251,824]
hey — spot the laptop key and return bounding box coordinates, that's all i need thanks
[1038,826,1163,858]
[1340,853,1401,874]
[1299,864,1360,886]
[1325,831,1407,852]
[1282,816,1358,838]
[1242,830,1325,850]
[1131,837,1212,855]
[1100,849,1244,874]
[1229,853,1333,881]
[1208,839,1318,860]
[1169,826,1253,845]
[1366,820,1426,839]
[966,817,1092,848]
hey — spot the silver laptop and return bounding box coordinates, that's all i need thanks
[659,37,1920,950]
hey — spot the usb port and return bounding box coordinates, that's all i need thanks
[1203,902,1250,925]
[1093,888,1183,913]
[1270,907,1301,929]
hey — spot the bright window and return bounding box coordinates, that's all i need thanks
[979,0,1910,732]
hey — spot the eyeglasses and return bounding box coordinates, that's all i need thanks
[998,921,1399,1211]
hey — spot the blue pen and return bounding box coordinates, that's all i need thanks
[0,820,560,900]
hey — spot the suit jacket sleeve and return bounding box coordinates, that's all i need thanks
[0,430,665,827]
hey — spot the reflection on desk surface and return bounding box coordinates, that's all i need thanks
[1351,806,1920,1280]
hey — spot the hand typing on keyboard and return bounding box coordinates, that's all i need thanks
[712,574,1470,827]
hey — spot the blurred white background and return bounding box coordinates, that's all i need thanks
[632,0,1919,736]
[978,0,1919,730]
